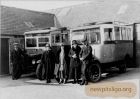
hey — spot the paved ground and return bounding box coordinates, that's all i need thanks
[0,68,139,99]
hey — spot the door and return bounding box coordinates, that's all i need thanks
[0,38,9,75]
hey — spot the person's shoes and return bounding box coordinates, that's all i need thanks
[85,81,88,85]
[76,79,80,84]
[63,79,67,84]
[46,79,51,83]
[55,77,60,83]
[59,79,63,84]
[80,80,85,85]
[72,79,76,84]
[12,78,17,80]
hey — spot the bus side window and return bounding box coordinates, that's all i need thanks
[121,27,128,40]
[115,27,121,40]
[129,28,133,40]
[55,34,61,43]
[104,28,113,41]
[62,34,68,43]
[127,28,132,40]
[84,30,90,43]
[51,35,55,43]
[90,28,100,43]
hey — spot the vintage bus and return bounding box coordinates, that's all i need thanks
[24,27,70,71]
[70,21,133,82]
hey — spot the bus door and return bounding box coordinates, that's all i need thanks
[114,26,123,61]
[89,28,101,60]
[102,27,114,63]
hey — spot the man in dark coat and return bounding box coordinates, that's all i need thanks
[69,40,81,84]
[79,39,92,85]
[41,43,56,83]
[11,43,24,80]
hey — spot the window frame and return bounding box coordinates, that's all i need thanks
[89,27,101,44]
[38,36,50,47]
[114,26,121,40]
[25,37,38,48]
[104,28,114,41]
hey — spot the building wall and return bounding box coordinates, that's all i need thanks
[0,36,24,75]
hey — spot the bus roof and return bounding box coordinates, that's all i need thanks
[24,29,51,35]
[24,27,68,35]
[71,21,131,31]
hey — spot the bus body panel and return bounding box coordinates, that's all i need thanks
[24,27,70,72]
[70,22,133,65]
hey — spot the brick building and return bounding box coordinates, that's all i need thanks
[0,6,56,75]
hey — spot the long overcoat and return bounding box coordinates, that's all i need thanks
[11,48,24,79]
[41,50,56,79]
[69,46,81,79]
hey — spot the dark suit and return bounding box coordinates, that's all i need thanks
[11,48,24,79]
[41,50,56,81]
[79,45,92,81]
[69,46,81,79]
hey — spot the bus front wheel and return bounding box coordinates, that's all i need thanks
[87,62,101,83]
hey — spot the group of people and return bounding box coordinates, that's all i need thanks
[10,39,93,85]
[40,39,93,85]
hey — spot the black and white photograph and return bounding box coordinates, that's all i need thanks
[0,0,140,99]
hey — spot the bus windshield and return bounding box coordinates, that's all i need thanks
[71,28,100,44]
[26,38,37,47]
[38,37,49,47]
[71,31,84,44]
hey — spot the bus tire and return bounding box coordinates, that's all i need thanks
[87,62,101,83]
[119,60,127,73]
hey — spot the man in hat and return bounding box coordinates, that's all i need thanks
[69,40,81,84]
[11,43,24,80]
[41,43,56,83]
[79,39,92,85]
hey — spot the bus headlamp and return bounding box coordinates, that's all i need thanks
[32,60,36,64]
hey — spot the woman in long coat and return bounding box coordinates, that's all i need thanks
[41,43,56,83]
[56,43,70,84]
[69,40,81,84]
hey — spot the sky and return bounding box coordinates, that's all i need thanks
[1,1,90,11]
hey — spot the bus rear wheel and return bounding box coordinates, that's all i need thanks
[87,62,101,83]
